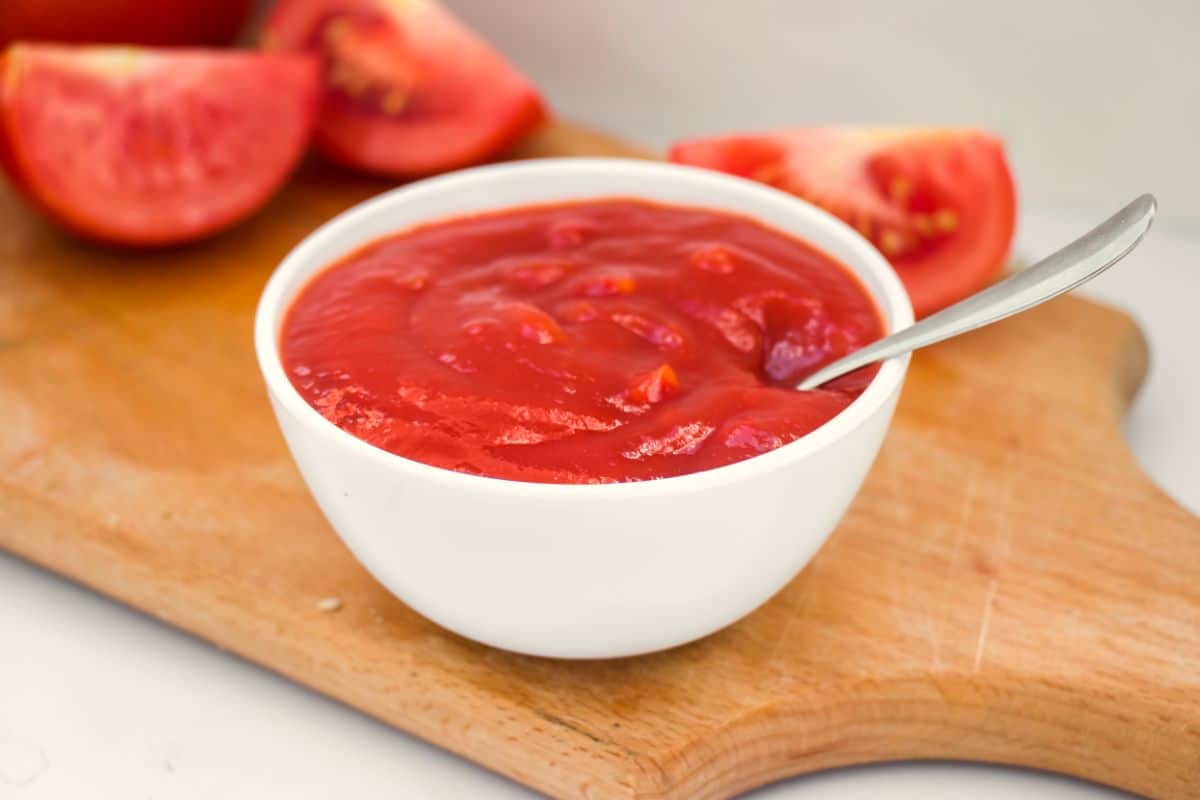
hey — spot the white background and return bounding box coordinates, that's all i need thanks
[453,0,1200,232]
[3,2,1198,798]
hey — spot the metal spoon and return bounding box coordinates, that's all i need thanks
[797,193,1157,391]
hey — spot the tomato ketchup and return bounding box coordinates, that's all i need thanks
[281,199,883,483]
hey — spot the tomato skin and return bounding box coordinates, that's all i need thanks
[263,0,548,177]
[670,128,1017,318]
[0,45,320,246]
[0,0,254,47]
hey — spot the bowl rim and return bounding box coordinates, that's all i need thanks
[254,157,914,497]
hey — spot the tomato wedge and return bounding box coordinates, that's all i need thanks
[262,0,547,177]
[0,45,319,246]
[670,128,1016,317]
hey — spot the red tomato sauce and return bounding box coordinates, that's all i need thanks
[281,199,883,483]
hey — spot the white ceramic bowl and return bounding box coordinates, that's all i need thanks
[255,158,913,659]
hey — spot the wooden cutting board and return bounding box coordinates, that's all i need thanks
[1,121,1198,800]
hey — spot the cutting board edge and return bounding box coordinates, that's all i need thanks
[0,483,650,800]
[624,670,1200,800]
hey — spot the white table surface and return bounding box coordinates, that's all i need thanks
[2,210,1196,798]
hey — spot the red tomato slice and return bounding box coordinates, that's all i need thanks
[0,0,253,47]
[0,45,319,246]
[670,128,1016,317]
[263,0,547,177]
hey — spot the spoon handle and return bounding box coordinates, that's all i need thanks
[797,193,1157,391]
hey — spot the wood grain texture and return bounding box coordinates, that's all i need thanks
[1,121,1198,799]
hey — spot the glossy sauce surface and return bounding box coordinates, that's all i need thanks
[281,199,883,483]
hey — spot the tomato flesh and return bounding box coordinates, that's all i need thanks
[0,45,319,246]
[263,0,547,177]
[0,0,253,47]
[670,128,1016,317]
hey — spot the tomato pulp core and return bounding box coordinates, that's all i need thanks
[281,199,884,483]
